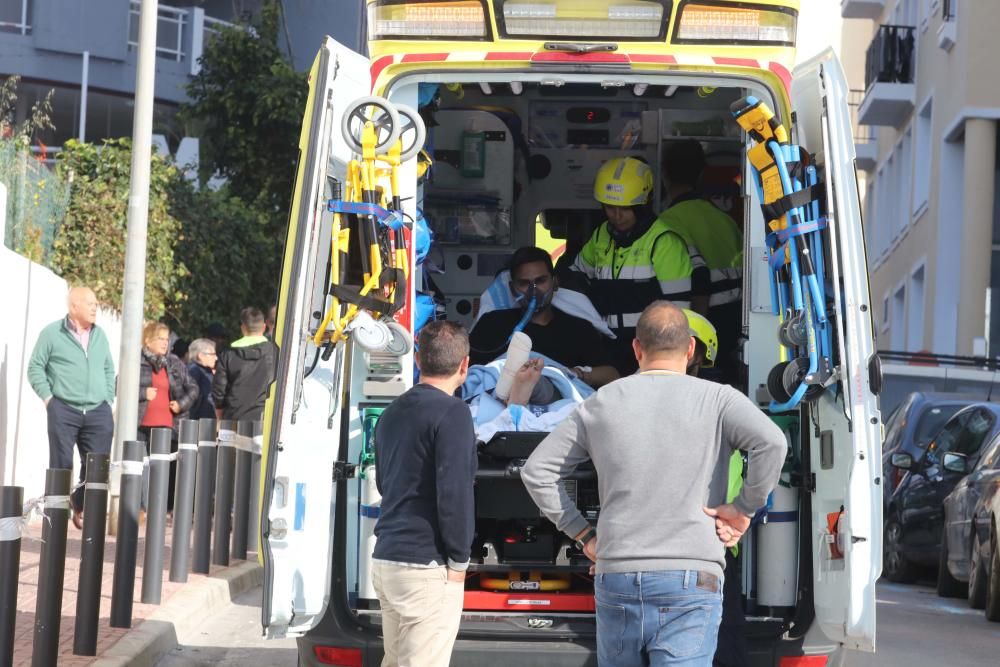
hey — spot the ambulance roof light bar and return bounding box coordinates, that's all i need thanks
[368,0,489,40]
[498,0,669,40]
[673,1,796,46]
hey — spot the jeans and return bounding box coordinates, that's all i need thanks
[46,398,114,512]
[595,570,724,667]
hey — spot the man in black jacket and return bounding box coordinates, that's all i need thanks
[372,320,476,667]
[212,308,277,421]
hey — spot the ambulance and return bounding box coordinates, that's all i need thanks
[259,1,883,665]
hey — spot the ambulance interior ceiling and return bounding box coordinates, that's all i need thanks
[417,81,748,324]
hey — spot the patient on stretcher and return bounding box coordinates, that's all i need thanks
[460,353,593,444]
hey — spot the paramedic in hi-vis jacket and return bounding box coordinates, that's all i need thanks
[658,140,744,382]
[522,301,786,667]
[568,157,711,375]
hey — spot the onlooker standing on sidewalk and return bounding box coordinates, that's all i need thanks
[26,286,116,529]
[371,321,476,667]
[138,322,199,510]
[186,338,218,419]
[522,301,787,667]
[212,307,277,421]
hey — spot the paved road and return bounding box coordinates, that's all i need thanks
[851,581,1000,666]
[156,587,298,666]
[156,580,1000,666]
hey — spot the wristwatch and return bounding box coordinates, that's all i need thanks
[574,527,597,551]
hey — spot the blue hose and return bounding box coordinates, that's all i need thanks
[508,296,537,342]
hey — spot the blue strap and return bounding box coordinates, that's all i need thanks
[327,200,405,231]
[766,218,829,270]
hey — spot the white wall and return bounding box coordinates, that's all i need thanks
[0,243,121,500]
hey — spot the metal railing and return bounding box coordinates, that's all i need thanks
[848,89,874,144]
[0,0,30,35]
[942,0,957,21]
[864,24,916,90]
[128,1,187,62]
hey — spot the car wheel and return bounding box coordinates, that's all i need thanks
[937,534,967,598]
[986,530,1000,622]
[969,532,988,609]
[884,517,918,583]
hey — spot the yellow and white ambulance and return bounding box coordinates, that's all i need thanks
[260,2,882,665]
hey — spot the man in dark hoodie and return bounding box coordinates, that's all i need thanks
[212,307,277,421]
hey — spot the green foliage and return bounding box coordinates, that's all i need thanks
[181,2,307,213]
[170,0,305,337]
[1,76,67,261]
[168,180,276,335]
[52,139,189,321]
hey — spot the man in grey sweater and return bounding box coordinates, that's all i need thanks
[522,301,787,666]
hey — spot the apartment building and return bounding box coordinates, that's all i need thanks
[0,0,364,152]
[843,0,1000,358]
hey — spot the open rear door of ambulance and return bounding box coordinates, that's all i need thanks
[261,37,369,639]
[790,49,881,652]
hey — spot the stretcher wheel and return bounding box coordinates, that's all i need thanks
[384,321,413,357]
[352,313,392,352]
[781,357,824,403]
[777,313,807,349]
[767,361,792,405]
[341,96,401,156]
[393,104,427,163]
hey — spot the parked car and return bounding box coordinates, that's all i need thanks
[881,392,975,504]
[884,403,1000,583]
[940,432,1000,606]
[983,474,1000,621]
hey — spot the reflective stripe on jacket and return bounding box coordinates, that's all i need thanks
[572,219,703,333]
[657,198,743,308]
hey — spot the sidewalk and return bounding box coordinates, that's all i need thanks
[11,517,260,666]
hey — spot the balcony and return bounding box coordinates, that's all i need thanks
[841,0,885,20]
[849,90,877,171]
[858,25,916,128]
[128,2,235,76]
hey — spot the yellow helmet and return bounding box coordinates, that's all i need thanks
[593,157,654,207]
[683,309,717,367]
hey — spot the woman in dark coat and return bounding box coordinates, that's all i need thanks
[138,322,199,510]
[185,338,217,419]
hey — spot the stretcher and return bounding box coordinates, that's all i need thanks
[731,96,834,412]
[314,96,426,357]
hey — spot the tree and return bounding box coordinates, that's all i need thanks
[181,1,307,214]
[175,0,308,336]
[167,179,272,335]
[52,139,188,320]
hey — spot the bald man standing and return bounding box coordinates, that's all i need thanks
[522,301,786,667]
[27,287,116,529]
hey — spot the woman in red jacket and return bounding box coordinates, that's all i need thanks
[139,322,199,511]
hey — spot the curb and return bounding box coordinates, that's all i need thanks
[92,562,264,667]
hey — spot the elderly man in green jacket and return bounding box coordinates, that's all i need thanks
[27,286,116,529]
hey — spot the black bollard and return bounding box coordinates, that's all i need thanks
[73,454,110,656]
[231,420,253,560]
[191,418,217,574]
[141,428,171,604]
[247,420,262,553]
[212,419,237,566]
[110,441,145,628]
[0,485,24,667]
[31,468,72,667]
[169,419,199,582]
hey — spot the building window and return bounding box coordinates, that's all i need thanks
[907,265,926,351]
[891,284,907,350]
[897,127,914,238]
[913,99,933,219]
[882,293,891,333]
